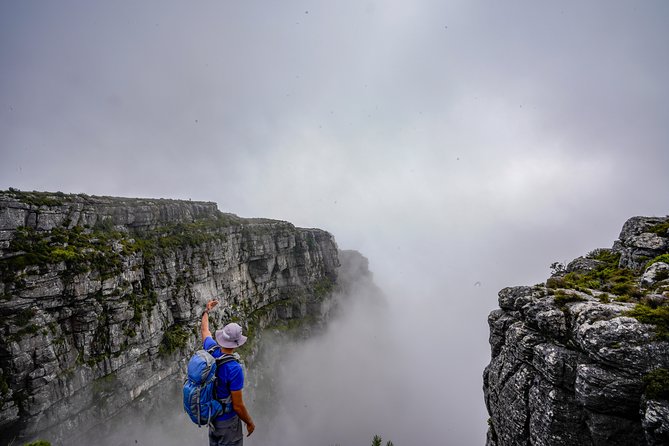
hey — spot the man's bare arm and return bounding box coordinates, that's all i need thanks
[231,390,255,436]
[200,299,219,342]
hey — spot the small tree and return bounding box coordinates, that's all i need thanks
[371,435,394,446]
[550,261,565,275]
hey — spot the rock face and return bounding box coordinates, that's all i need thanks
[0,190,343,445]
[484,216,669,446]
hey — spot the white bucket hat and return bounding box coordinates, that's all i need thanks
[215,322,248,348]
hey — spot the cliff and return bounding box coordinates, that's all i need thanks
[0,190,342,445]
[483,216,669,446]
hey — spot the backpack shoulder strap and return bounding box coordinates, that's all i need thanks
[206,344,219,355]
[215,353,239,366]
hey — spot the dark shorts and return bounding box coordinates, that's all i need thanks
[209,415,243,446]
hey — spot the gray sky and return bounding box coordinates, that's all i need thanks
[2,1,669,444]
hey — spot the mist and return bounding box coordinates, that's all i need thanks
[70,247,488,446]
[2,0,669,444]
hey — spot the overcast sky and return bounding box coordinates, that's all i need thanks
[2,1,669,444]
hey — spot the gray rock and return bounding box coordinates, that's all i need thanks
[617,217,669,270]
[575,363,642,416]
[642,399,669,446]
[532,343,579,389]
[498,286,539,311]
[575,316,666,373]
[641,262,669,287]
[484,214,669,446]
[0,193,354,445]
[566,256,603,274]
[618,216,668,240]
[528,377,591,445]
[584,410,645,446]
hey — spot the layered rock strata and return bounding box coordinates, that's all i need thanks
[484,216,669,446]
[0,190,341,445]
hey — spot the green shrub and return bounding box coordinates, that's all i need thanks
[15,308,36,326]
[22,440,51,446]
[546,277,564,289]
[625,304,669,340]
[588,249,622,265]
[646,254,669,269]
[655,269,669,282]
[129,216,242,260]
[643,368,669,400]
[371,435,394,446]
[0,225,125,282]
[159,324,191,356]
[313,277,334,299]
[648,221,669,236]
[4,188,64,207]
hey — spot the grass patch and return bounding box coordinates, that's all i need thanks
[646,254,669,269]
[625,303,669,340]
[648,221,669,236]
[553,290,587,309]
[643,368,669,400]
[22,441,52,446]
[547,250,643,300]
[598,293,611,303]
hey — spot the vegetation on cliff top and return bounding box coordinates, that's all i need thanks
[127,215,243,260]
[0,214,247,284]
[546,243,669,339]
[546,250,642,301]
[0,224,125,286]
[3,188,68,207]
[1,187,215,207]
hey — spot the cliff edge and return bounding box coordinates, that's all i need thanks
[0,190,343,444]
[483,216,669,445]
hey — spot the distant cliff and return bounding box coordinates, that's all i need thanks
[484,216,669,445]
[0,190,344,445]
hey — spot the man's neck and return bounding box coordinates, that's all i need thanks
[221,347,235,355]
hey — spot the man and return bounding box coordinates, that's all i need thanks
[201,299,255,445]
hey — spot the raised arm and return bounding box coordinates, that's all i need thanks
[200,299,219,342]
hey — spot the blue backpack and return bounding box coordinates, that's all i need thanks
[183,345,238,426]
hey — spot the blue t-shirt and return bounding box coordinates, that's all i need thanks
[203,336,244,421]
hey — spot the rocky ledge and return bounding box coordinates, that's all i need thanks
[0,190,344,445]
[484,215,669,446]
